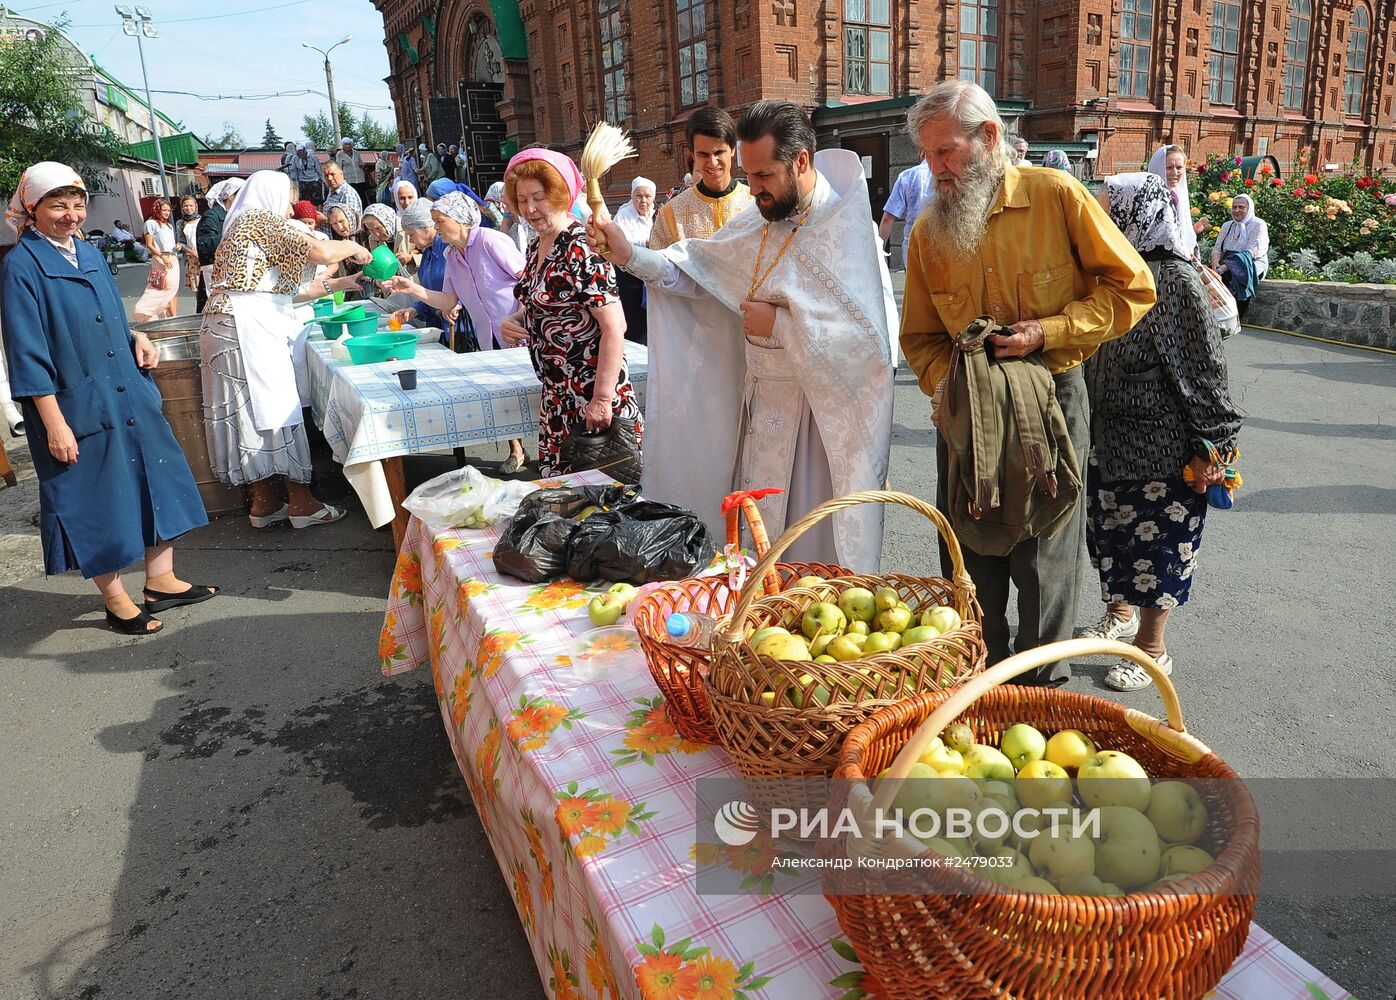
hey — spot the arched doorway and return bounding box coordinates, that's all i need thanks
[456,13,508,190]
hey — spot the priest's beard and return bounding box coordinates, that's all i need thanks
[924,146,1003,259]
[755,166,801,221]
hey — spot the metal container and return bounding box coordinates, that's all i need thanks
[133,316,244,518]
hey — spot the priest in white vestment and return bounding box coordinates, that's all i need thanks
[590,101,897,572]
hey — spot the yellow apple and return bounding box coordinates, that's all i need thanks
[1029,827,1096,882]
[1077,750,1153,812]
[983,846,1034,886]
[754,632,811,662]
[1044,729,1097,773]
[918,745,964,774]
[963,744,1016,782]
[826,636,866,662]
[1145,781,1209,845]
[1092,806,1162,889]
[1159,845,1214,877]
[920,606,962,633]
[1015,759,1074,811]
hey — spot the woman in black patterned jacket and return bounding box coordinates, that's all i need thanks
[1079,172,1244,692]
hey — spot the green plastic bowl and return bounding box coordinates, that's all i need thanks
[344,332,418,365]
[343,315,379,338]
[315,305,370,340]
[361,244,400,281]
[311,298,338,318]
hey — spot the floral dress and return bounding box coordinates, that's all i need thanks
[514,221,642,476]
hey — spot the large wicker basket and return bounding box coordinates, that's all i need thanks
[824,638,1261,999]
[705,491,986,815]
[633,491,849,744]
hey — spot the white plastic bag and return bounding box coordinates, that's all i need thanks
[401,465,538,531]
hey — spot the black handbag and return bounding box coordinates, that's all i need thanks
[560,413,643,485]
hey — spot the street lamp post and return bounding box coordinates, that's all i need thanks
[114,5,168,199]
[302,35,353,148]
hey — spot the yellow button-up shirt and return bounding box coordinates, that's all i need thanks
[900,165,1157,394]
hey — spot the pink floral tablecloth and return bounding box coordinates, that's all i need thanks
[379,472,1350,1000]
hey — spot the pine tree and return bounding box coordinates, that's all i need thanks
[261,119,282,149]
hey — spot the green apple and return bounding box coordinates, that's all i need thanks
[874,587,901,612]
[607,582,639,605]
[1077,750,1153,812]
[1057,873,1125,897]
[944,722,975,755]
[1000,723,1047,771]
[1044,729,1097,774]
[837,587,877,623]
[877,606,914,634]
[749,626,790,647]
[1013,876,1061,895]
[920,606,962,633]
[887,762,941,815]
[1015,759,1074,810]
[922,836,969,860]
[588,593,627,627]
[1092,806,1162,889]
[1029,827,1096,882]
[966,797,1010,849]
[1159,845,1214,877]
[846,620,870,637]
[862,631,901,655]
[899,625,942,647]
[826,636,866,662]
[983,846,1033,886]
[1145,781,1209,845]
[1147,873,1197,892]
[790,672,832,709]
[754,632,811,662]
[963,744,1016,782]
[801,601,847,640]
[978,779,1019,816]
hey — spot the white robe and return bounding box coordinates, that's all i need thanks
[625,149,897,572]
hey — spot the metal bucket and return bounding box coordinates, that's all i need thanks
[133,316,244,518]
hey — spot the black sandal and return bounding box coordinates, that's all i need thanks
[143,584,220,613]
[105,608,164,636]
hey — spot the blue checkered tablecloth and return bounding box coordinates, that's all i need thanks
[303,336,649,468]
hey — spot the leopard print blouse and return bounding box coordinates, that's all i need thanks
[205,208,312,314]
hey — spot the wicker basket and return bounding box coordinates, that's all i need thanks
[633,491,849,744]
[824,638,1261,999]
[705,491,986,815]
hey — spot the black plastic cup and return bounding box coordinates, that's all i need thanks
[396,369,418,390]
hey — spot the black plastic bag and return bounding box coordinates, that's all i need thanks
[493,485,639,583]
[566,500,716,585]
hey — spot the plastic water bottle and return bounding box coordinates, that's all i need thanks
[665,612,719,648]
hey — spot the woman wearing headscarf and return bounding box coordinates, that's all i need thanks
[197,178,243,304]
[200,171,371,529]
[394,198,467,345]
[612,176,656,344]
[174,195,204,307]
[289,200,320,233]
[374,158,396,208]
[394,181,418,216]
[1147,144,1199,262]
[1081,172,1243,691]
[1211,193,1268,317]
[494,150,640,477]
[132,199,180,322]
[387,191,530,470]
[1,162,214,635]
[363,203,415,276]
[323,203,368,300]
[1041,150,1071,171]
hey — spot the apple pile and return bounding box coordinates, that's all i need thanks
[588,583,639,627]
[748,580,963,667]
[877,723,1218,896]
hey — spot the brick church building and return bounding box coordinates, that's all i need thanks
[374,0,1396,211]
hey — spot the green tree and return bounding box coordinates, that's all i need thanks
[301,105,360,149]
[358,111,398,150]
[205,121,245,150]
[261,119,283,148]
[0,18,123,197]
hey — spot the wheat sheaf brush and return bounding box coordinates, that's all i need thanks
[580,121,637,253]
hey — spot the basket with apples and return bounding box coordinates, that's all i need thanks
[633,489,851,744]
[823,638,1260,1000]
[705,491,986,816]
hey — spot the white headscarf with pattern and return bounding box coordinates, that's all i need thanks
[6,161,85,236]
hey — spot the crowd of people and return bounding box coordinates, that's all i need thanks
[2,82,1243,688]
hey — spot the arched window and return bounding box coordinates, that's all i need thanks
[958,0,999,96]
[1282,0,1311,110]
[1208,0,1241,105]
[1118,0,1154,98]
[598,0,627,122]
[1344,4,1370,116]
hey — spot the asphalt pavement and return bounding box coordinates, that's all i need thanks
[1,267,1392,998]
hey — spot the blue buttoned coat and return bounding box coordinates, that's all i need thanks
[0,228,208,577]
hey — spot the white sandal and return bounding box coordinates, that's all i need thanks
[1104,651,1173,692]
[289,504,346,529]
[249,504,289,529]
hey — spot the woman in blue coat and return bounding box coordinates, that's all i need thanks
[1,162,216,636]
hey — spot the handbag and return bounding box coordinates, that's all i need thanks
[561,412,643,485]
[1198,265,1241,340]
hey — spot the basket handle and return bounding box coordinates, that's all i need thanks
[714,490,976,642]
[723,491,781,596]
[870,638,1186,815]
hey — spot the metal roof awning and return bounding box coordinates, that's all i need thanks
[122,131,202,166]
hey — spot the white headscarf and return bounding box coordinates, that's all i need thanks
[613,177,656,247]
[1104,172,1187,260]
[1147,145,1198,257]
[205,178,245,205]
[225,170,293,231]
[6,161,85,235]
[486,181,505,202]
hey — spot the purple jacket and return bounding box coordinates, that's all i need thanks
[443,227,526,350]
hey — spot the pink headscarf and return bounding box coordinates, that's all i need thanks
[504,148,583,204]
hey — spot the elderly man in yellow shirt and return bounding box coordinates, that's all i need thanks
[901,80,1157,686]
